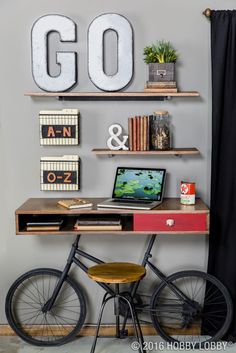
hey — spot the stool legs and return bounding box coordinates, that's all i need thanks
[114,284,121,338]
[90,293,115,353]
[90,286,144,353]
[119,295,145,353]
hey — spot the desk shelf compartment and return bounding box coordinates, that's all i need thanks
[17,214,71,234]
[16,214,133,235]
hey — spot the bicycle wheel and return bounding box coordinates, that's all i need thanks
[5,268,86,346]
[150,270,233,349]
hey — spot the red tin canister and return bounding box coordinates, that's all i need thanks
[180,181,196,205]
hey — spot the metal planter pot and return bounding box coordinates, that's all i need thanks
[148,63,175,82]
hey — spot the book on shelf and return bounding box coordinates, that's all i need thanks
[26,225,62,231]
[128,116,151,151]
[74,223,122,231]
[26,219,63,231]
[26,220,63,227]
[136,116,140,151]
[74,215,122,230]
[147,116,150,151]
[128,117,133,151]
[143,116,146,151]
[146,81,177,88]
[75,215,121,225]
[144,88,178,93]
[74,215,122,231]
[140,116,143,151]
[58,198,93,209]
[133,117,137,151]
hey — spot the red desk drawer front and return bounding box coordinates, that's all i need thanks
[133,213,208,232]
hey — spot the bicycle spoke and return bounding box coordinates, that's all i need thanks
[51,310,75,333]
[53,298,81,307]
[51,312,79,324]
[13,299,40,310]
[28,278,45,305]
[15,284,40,305]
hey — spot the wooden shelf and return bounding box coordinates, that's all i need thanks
[92,148,200,156]
[24,91,200,101]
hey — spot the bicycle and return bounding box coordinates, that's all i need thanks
[5,234,233,349]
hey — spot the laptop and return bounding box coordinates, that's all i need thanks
[97,167,166,210]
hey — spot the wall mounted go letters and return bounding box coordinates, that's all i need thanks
[40,155,80,191]
[39,109,79,145]
[31,13,133,92]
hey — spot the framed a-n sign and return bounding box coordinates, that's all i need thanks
[39,109,79,145]
[40,155,80,191]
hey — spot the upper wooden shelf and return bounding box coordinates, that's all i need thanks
[24,91,200,101]
[92,148,200,157]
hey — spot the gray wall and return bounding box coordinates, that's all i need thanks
[0,0,234,324]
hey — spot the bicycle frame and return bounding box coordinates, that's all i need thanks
[43,233,198,332]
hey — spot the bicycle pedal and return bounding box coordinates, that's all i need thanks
[119,329,128,338]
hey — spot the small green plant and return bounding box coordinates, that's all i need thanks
[143,40,178,64]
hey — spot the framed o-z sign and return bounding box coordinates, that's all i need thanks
[39,109,79,145]
[40,155,80,191]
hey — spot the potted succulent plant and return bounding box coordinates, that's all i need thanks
[143,40,178,82]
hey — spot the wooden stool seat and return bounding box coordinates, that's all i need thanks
[88,262,146,283]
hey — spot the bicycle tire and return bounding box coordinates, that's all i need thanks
[150,270,233,349]
[5,268,86,346]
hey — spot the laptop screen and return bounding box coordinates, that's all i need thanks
[112,167,166,201]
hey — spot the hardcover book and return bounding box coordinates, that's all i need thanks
[137,116,140,151]
[133,117,137,151]
[58,199,93,209]
[146,81,177,88]
[128,117,133,151]
[74,224,122,231]
[76,215,121,225]
[144,88,178,93]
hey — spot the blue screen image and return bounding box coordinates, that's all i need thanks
[113,168,165,201]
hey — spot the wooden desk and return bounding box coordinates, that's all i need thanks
[15,198,209,236]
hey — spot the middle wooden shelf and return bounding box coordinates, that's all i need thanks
[92,148,200,157]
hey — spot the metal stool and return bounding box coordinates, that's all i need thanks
[88,262,146,353]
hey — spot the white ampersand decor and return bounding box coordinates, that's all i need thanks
[107,124,129,150]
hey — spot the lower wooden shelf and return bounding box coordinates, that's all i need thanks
[92,148,200,156]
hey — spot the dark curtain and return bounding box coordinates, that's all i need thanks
[207,10,236,340]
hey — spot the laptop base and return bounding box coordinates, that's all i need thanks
[97,199,161,210]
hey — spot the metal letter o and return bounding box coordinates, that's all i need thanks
[88,13,133,91]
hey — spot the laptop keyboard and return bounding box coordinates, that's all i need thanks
[112,199,153,204]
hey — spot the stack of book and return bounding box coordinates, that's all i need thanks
[26,219,63,231]
[74,215,122,231]
[144,81,177,93]
[128,116,150,151]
